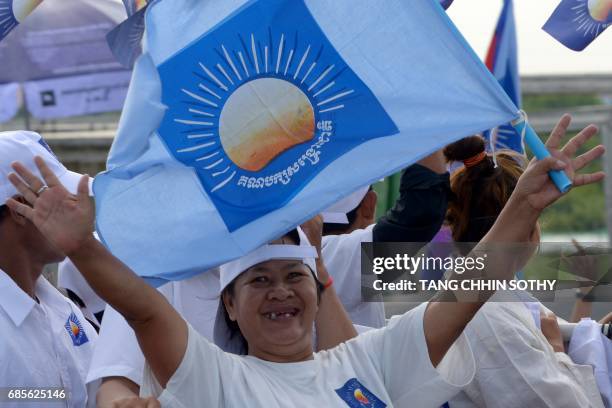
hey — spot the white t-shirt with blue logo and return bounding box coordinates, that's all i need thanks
[0,269,98,408]
[141,302,475,407]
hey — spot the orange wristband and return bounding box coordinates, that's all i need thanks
[323,276,334,289]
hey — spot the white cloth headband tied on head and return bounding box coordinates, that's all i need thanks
[219,244,318,293]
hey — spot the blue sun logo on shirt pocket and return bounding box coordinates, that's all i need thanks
[64,312,89,346]
[335,378,387,407]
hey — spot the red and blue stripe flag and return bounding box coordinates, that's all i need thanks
[484,0,523,153]
[543,0,612,51]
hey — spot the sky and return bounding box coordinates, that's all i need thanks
[447,0,612,75]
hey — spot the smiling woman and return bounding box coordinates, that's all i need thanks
[216,229,324,357]
[5,115,606,407]
[139,228,477,407]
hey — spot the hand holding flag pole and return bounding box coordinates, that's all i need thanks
[512,111,573,193]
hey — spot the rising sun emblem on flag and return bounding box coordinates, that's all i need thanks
[0,0,42,40]
[573,0,612,34]
[157,0,398,231]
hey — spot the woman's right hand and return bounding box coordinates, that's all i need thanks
[6,156,95,256]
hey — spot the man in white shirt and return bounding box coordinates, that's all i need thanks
[321,150,450,328]
[0,131,98,408]
[58,243,107,331]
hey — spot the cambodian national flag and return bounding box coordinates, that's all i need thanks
[484,0,524,153]
[0,0,44,42]
[94,0,519,284]
[543,0,612,51]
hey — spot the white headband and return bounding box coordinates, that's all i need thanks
[219,244,318,293]
[321,186,370,224]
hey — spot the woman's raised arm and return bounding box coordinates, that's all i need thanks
[423,114,605,366]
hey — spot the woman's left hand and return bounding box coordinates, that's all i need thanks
[514,114,605,213]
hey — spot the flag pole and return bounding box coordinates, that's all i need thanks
[512,114,572,193]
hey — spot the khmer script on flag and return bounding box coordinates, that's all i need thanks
[543,0,612,51]
[94,0,520,283]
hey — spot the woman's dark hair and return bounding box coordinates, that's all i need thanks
[284,228,301,246]
[444,135,526,249]
[0,205,7,224]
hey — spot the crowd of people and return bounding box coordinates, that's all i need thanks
[0,113,608,407]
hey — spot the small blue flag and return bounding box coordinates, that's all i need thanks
[0,0,43,42]
[440,0,454,10]
[106,6,147,69]
[94,0,519,283]
[122,0,147,17]
[483,0,524,153]
[543,0,612,51]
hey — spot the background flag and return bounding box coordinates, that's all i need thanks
[107,0,149,68]
[0,0,43,42]
[440,0,454,10]
[106,7,146,69]
[543,0,612,51]
[122,0,147,16]
[94,0,519,284]
[484,0,524,153]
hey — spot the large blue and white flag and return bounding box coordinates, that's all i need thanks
[0,0,43,42]
[94,0,520,284]
[543,0,612,51]
[484,0,523,153]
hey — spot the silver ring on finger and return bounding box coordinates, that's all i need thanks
[36,185,49,196]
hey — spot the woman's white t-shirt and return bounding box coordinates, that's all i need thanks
[141,303,475,407]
